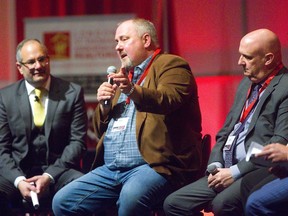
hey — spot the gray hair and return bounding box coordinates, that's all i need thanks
[130,18,159,47]
[16,39,48,62]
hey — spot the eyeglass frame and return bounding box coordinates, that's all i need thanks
[19,55,49,69]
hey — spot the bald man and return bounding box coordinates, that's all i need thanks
[164,29,288,216]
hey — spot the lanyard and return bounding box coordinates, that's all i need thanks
[126,48,161,104]
[240,63,283,122]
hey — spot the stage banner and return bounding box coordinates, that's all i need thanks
[24,14,134,102]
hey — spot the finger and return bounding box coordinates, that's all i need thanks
[120,67,126,75]
[25,176,38,182]
[208,178,217,188]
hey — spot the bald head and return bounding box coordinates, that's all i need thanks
[238,29,283,83]
[241,29,282,64]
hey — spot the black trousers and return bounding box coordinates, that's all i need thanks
[164,175,244,216]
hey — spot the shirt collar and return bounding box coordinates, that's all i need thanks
[133,55,153,81]
[25,76,51,95]
[136,55,152,71]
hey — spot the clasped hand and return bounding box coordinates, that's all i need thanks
[207,168,234,192]
[18,174,51,200]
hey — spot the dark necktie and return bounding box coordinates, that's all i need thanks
[224,84,261,168]
[248,84,261,105]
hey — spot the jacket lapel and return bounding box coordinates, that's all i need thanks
[247,70,283,133]
[229,80,250,129]
[18,82,32,142]
[45,77,60,138]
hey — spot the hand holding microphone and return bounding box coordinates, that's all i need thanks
[104,66,117,106]
[207,164,219,175]
[30,182,39,209]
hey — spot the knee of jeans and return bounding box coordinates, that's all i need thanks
[52,191,63,212]
[245,195,258,213]
[245,201,253,215]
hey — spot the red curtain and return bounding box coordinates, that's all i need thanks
[16,0,166,47]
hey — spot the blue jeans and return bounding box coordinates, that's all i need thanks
[245,177,288,216]
[52,164,174,216]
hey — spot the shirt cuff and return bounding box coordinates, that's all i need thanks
[43,173,55,184]
[230,164,241,180]
[14,176,26,188]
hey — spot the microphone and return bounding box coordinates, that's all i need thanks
[104,66,117,106]
[34,96,39,102]
[30,183,39,209]
[207,164,219,175]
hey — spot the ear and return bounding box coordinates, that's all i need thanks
[16,62,24,75]
[264,53,274,66]
[142,33,151,48]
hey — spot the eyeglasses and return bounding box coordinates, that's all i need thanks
[19,56,49,69]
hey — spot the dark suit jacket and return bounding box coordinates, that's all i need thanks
[0,76,87,184]
[209,67,288,176]
[93,53,202,185]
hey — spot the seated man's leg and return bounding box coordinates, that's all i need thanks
[53,168,83,191]
[245,177,288,216]
[0,175,22,215]
[211,178,243,216]
[163,176,216,216]
[117,164,175,216]
[240,168,275,206]
[52,165,121,216]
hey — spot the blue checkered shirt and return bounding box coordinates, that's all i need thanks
[103,56,152,170]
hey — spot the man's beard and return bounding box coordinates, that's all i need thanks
[122,57,133,72]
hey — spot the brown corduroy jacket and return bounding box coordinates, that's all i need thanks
[92,53,202,186]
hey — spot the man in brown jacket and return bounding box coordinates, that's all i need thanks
[52,18,202,216]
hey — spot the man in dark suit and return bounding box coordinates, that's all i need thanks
[0,39,87,214]
[164,29,288,216]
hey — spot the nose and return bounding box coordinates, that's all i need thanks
[238,55,243,65]
[115,41,123,51]
[35,60,42,68]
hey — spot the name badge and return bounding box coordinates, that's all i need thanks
[111,117,129,132]
[224,135,236,151]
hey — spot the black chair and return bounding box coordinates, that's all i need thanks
[198,134,212,178]
[200,134,214,214]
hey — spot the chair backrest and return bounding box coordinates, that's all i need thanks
[198,134,211,178]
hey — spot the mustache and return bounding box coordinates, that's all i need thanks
[32,70,46,75]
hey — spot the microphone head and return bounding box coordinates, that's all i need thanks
[207,164,218,174]
[107,66,117,75]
